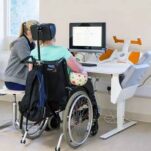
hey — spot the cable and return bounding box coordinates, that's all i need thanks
[102,111,117,124]
[102,112,130,124]
[138,75,151,87]
[93,78,98,92]
[103,114,116,124]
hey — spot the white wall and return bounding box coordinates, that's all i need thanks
[39,0,151,122]
[40,0,151,51]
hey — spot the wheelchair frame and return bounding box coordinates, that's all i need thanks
[20,59,94,151]
[20,24,98,150]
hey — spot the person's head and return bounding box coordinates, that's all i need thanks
[19,20,39,42]
[40,23,56,46]
[41,39,56,46]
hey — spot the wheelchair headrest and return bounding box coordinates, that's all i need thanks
[31,23,56,40]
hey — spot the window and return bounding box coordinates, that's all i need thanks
[7,0,39,36]
[0,0,4,39]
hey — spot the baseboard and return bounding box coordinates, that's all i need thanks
[101,108,151,123]
[96,85,151,98]
[135,85,151,98]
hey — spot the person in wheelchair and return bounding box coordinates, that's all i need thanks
[19,23,100,149]
[29,24,100,123]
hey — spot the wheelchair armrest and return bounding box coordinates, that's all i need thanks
[65,86,73,91]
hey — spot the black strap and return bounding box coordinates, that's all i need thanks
[20,56,36,64]
[19,114,23,129]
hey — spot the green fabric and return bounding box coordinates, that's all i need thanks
[31,45,72,74]
[31,45,72,61]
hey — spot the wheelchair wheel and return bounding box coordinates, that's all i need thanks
[45,114,60,131]
[63,91,93,148]
[21,116,48,139]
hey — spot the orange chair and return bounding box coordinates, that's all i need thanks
[99,49,114,61]
[128,51,140,64]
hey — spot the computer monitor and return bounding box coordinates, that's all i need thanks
[69,22,106,53]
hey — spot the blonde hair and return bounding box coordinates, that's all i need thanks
[19,20,39,37]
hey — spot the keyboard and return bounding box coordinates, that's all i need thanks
[81,62,97,67]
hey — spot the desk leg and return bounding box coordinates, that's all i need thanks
[100,99,137,139]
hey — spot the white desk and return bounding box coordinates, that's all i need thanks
[84,61,137,139]
[84,62,131,104]
[84,62,130,75]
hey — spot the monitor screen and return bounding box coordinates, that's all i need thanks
[69,22,106,53]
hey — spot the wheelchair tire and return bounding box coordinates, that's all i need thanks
[63,91,93,148]
[21,116,48,139]
[46,114,60,130]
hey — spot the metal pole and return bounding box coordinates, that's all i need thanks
[37,26,41,61]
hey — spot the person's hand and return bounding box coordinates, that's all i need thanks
[81,70,88,77]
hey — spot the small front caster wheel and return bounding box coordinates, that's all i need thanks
[55,147,60,151]
[46,115,60,131]
[20,139,26,144]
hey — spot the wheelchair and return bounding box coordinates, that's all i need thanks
[20,58,99,150]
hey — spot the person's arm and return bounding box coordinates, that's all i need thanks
[28,47,38,71]
[66,56,87,75]
[16,41,30,61]
[28,63,33,71]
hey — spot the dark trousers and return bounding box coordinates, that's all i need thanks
[83,78,99,119]
[5,82,25,91]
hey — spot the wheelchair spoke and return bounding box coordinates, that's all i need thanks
[63,91,93,148]
[69,95,92,144]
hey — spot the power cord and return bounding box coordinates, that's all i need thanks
[102,113,130,124]
[138,75,151,87]
[102,111,117,124]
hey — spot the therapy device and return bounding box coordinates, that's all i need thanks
[100,36,142,63]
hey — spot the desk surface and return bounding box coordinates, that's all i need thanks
[83,62,131,75]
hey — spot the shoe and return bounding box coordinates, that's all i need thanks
[93,107,100,119]
[90,119,99,136]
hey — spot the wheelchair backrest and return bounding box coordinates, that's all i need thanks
[41,58,70,109]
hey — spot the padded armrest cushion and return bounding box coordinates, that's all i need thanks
[121,64,149,88]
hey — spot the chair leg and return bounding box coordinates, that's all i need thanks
[100,99,137,139]
[12,94,19,128]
